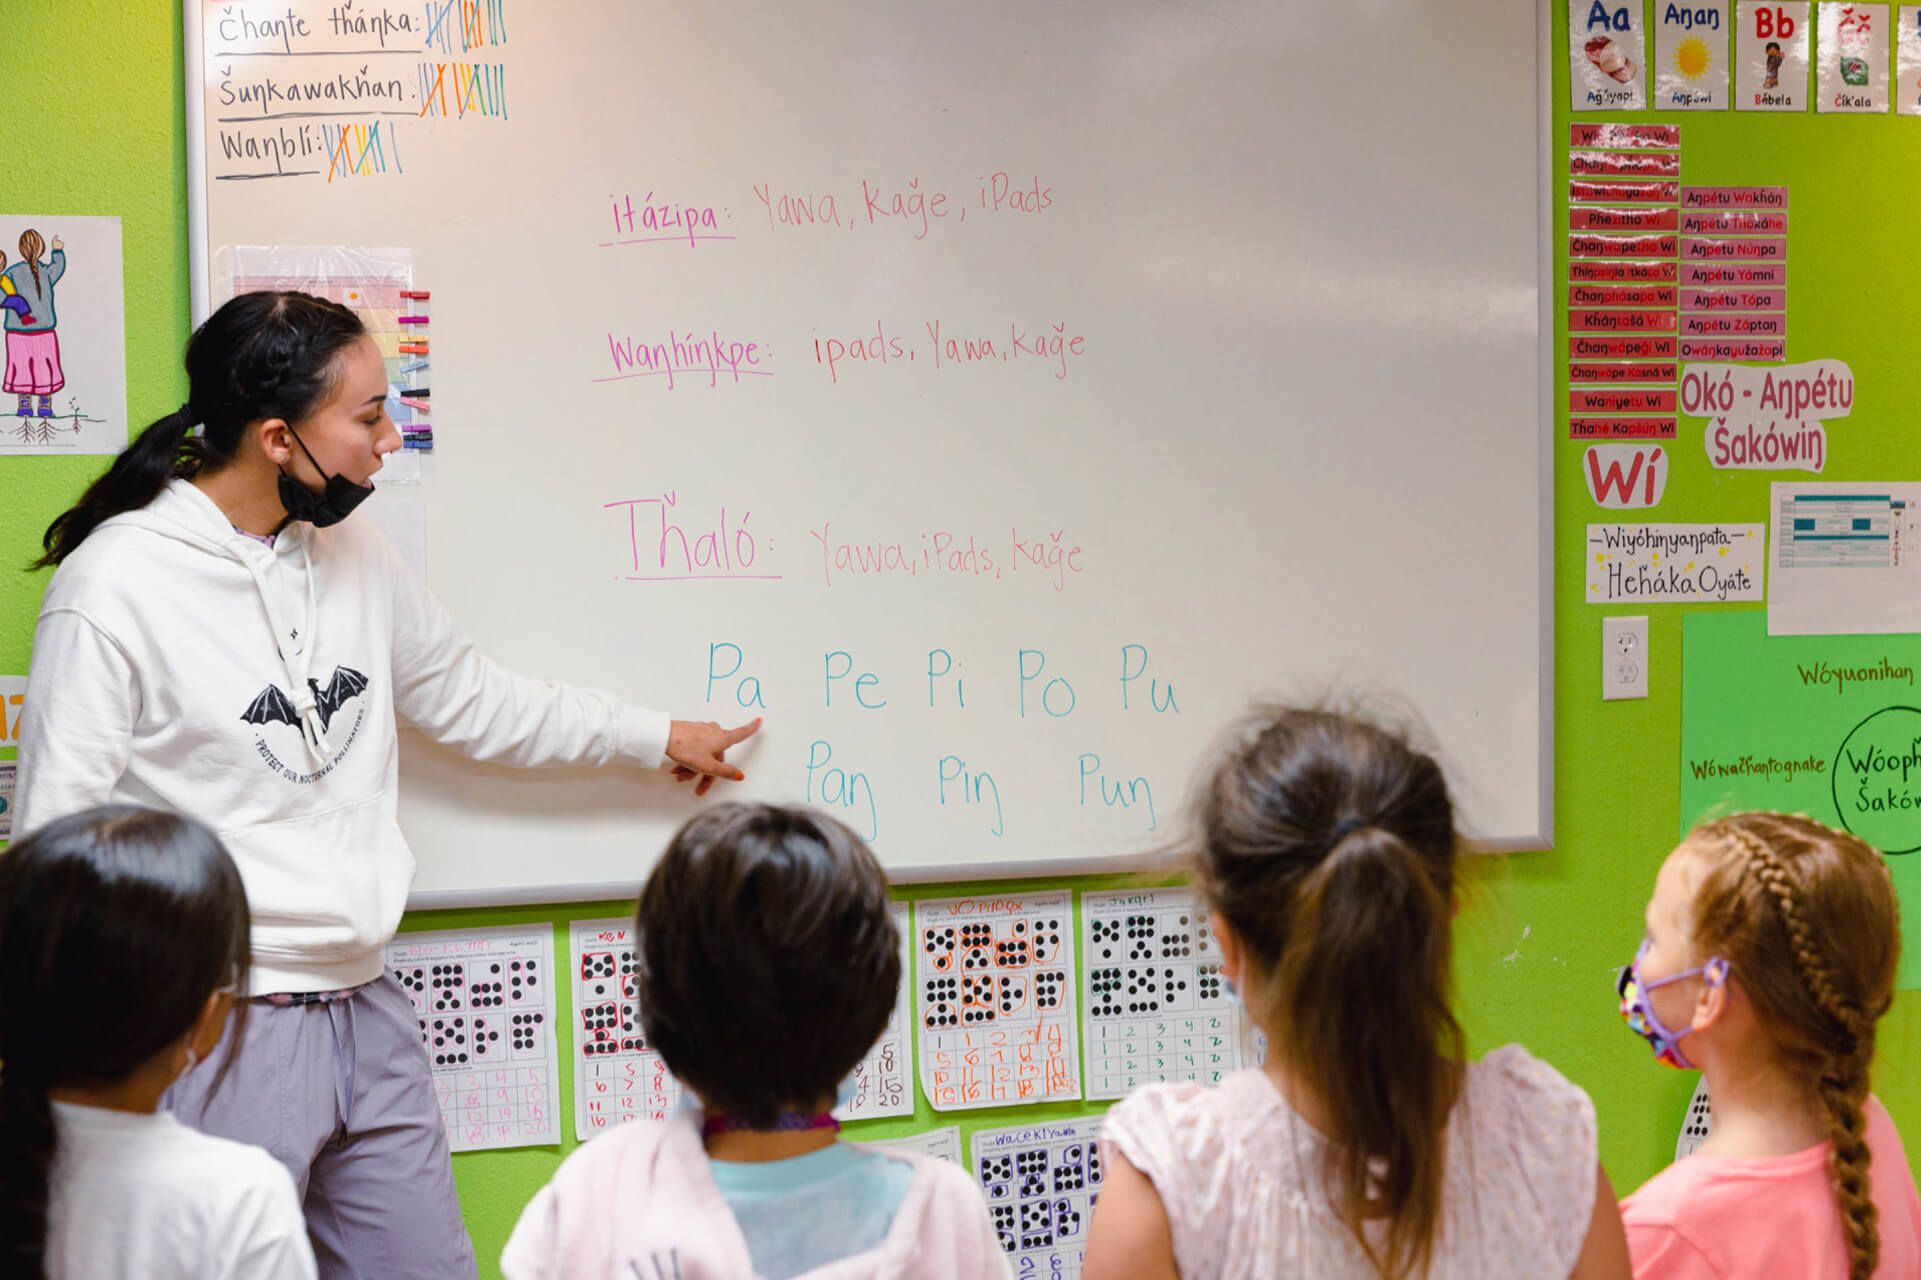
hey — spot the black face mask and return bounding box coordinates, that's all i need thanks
[278,428,374,528]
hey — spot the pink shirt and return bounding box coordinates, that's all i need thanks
[500,1110,1012,1280]
[1623,1095,1921,1279]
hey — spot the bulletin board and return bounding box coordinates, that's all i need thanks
[1558,0,1921,984]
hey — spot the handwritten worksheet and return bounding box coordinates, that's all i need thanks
[385,924,560,1153]
[569,917,681,1140]
[972,1115,1105,1279]
[1080,888,1244,1099]
[836,901,915,1122]
[572,903,915,1140]
[915,891,1081,1110]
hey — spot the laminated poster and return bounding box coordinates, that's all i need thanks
[1572,0,1651,110]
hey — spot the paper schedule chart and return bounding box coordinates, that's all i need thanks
[1776,491,1906,568]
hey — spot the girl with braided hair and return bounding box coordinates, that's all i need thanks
[16,290,759,1279]
[1618,812,1921,1279]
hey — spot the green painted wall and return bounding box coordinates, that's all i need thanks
[3,4,1915,1276]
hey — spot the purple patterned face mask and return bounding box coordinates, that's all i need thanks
[1618,938,1729,1070]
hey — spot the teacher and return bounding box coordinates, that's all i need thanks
[13,290,758,1280]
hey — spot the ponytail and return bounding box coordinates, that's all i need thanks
[1195,706,1462,1280]
[1278,826,1461,1279]
[33,405,201,568]
[31,289,366,570]
[0,1072,55,1279]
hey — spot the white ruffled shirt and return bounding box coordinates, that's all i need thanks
[1101,1044,1597,1279]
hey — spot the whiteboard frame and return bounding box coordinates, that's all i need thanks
[180,0,1557,907]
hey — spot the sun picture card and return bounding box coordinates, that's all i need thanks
[1657,4,1733,107]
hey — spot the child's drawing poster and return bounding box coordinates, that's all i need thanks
[0,216,124,455]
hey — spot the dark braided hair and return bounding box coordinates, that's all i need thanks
[34,291,364,568]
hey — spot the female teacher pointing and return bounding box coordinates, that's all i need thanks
[13,291,757,1280]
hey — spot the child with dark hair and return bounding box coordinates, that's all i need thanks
[0,805,315,1280]
[1085,706,1631,1280]
[502,803,1009,1280]
[17,287,756,1278]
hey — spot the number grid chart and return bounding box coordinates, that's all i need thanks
[1079,888,1244,1099]
[915,891,1082,1111]
[570,904,915,1140]
[385,924,560,1153]
[971,1116,1105,1280]
[569,917,681,1139]
[835,901,915,1122]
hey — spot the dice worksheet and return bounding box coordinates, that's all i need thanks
[385,924,561,1152]
[570,903,914,1140]
[569,916,682,1140]
[971,1116,1105,1279]
[1080,888,1244,1099]
[915,891,1082,1110]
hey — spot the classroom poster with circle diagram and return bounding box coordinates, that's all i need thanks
[1679,610,1921,988]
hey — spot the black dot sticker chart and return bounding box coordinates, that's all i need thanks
[915,891,1082,1110]
[971,1115,1105,1280]
[833,901,915,1122]
[569,917,681,1140]
[384,924,560,1153]
[1080,889,1245,1099]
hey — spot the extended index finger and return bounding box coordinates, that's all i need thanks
[722,717,764,747]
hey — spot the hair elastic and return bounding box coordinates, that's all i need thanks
[699,1111,841,1139]
[1329,816,1366,845]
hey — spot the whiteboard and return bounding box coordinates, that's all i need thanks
[186,0,1552,905]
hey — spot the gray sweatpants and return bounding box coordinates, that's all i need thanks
[166,973,480,1280]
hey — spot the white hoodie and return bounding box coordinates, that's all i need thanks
[16,479,670,993]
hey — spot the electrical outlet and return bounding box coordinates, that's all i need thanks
[1602,616,1649,701]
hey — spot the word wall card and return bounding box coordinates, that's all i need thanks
[1080,889,1245,1099]
[385,924,560,1152]
[914,891,1082,1110]
[971,1116,1105,1280]
[570,917,681,1140]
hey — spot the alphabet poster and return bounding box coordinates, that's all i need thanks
[1656,4,1732,108]
[1817,3,1891,111]
[1572,0,1651,110]
[1736,2,1813,109]
[0,216,124,456]
[1679,611,1921,988]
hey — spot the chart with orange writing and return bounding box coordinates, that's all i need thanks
[384,924,560,1153]
[914,891,1081,1111]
